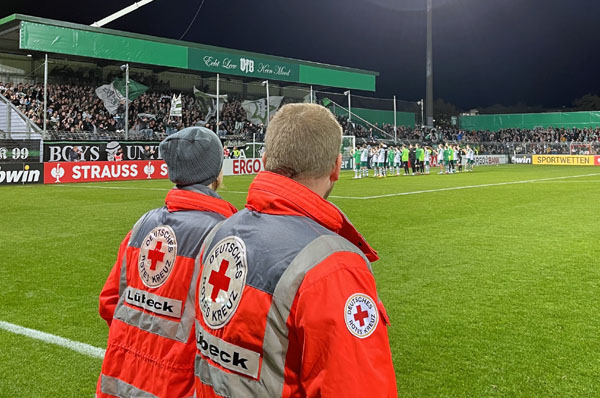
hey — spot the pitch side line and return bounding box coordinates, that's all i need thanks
[528,180,600,183]
[0,320,105,359]
[39,173,600,199]
[329,172,600,200]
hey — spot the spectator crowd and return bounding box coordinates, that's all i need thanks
[2,80,600,155]
[337,115,600,154]
[0,81,265,142]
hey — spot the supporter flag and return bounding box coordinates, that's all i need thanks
[95,78,149,114]
[170,94,183,117]
[242,96,284,125]
[193,86,227,119]
[112,78,148,101]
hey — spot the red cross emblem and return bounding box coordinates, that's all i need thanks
[208,259,231,302]
[353,305,369,327]
[147,241,165,271]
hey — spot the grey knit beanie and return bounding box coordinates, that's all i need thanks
[159,126,223,186]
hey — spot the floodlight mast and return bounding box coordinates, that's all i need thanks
[91,0,155,28]
[344,90,351,123]
[425,0,434,127]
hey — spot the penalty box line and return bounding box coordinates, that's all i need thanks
[0,320,105,359]
[329,172,600,200]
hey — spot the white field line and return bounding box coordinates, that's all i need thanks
[34,172,600,199]
[528,180,600,184]
[329,172,600,200]
[0,320,105,359]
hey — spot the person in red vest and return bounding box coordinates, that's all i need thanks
[114,148,124,161]
[193,104,397,397]
[97,127,237,398]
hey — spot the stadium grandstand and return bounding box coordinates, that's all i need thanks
[0,15,416,142]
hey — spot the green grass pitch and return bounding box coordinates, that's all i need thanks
[1,165,599,397]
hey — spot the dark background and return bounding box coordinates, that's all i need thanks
[2,0,599,110]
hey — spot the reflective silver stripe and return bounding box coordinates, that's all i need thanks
[195,353,268,398]
[117,234,132,298]
[101,374,158,398]
[196,234,371,396]
[200,219,226,264]
[118,255,127,298]
[113,255,201,342]
[124,287,183,318]
[261,234,369,396]
[195,322,260,378]
[112,212,226,341]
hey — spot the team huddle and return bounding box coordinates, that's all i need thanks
[353,143,476,178]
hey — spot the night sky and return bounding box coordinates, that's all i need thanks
[2,0,600,109]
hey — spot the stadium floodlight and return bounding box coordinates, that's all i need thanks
[426,0,433,127]
[91,0,155,28]
[393,95,397,143]
[344,91,351,123]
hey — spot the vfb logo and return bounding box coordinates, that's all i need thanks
[240,58,254,74]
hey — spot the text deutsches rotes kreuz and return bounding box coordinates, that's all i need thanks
[199,236,248,329]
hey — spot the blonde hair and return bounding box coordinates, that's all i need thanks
[264,103,342,179]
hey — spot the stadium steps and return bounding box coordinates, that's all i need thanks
[0,93,42,137]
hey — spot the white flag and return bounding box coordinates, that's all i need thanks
[170,94,182,117]
[193,86,227,119]
[205,101,225,121]
[193,86,227,101]
[242,96,284,125]
[95,83,125,114]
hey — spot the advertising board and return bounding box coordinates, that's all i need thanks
[0,162,44,185]
[43,160,168,184]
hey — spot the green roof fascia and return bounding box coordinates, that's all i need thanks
[300,64,376,92]
[2,14,378,90]
[20,21,189,69]
[0,14,18,26]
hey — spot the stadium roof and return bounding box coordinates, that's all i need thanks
[0,14,378,91]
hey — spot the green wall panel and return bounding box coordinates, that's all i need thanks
[20,21,188,68]
[299,64,375,92]
[14,17,377,91]
[460,111,600,132]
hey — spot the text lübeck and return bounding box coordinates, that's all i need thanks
[124,287,182,318]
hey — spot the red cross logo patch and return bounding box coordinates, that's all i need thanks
[138,225,178,288]
[199,236,247,329]
[345,293,379,339]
